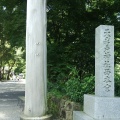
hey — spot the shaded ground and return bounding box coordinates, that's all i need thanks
[0,80,25,120]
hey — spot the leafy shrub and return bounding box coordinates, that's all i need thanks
[115,66,120,96]
[65,67,95,103]
[48,66,95,103]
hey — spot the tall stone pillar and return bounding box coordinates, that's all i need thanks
[95,25,114,97]
[21,0,51,119]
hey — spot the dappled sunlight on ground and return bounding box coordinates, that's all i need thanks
[0,112,6,118]
[0,81,25,120]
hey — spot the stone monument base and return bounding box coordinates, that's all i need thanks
[73,111,120,120]
[20,114,52,120]
[73,94,120,120]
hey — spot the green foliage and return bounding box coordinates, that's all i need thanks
[0,0,26,80]
[115,65,120,96]
[14,60,25,74]
[65,67,95,102]
[48,66,95,103]
[47,90,62,118]
[115,73,120,96]
[47,0,120,80]
[47,0,120,104]
[0,0,26,48]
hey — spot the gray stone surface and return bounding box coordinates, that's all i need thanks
[25,0,47,117]
[84,94,120,119]
[95,25,114,97]
[73,111,94,120]
[73,111,120,120]
[0,80,25,120]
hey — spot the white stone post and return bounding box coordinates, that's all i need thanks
[95,25,114,97]
[21,0,51,119]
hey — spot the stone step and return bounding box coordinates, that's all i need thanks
[73,111,94,120]
[73,111,120,120]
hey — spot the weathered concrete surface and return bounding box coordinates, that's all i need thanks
[0,80,25,120]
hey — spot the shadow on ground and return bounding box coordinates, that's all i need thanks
[0,91,25,99]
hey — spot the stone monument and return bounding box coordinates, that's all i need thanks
[20,0,51,119]
[73,25,120,120]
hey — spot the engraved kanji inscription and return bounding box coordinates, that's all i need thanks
[103,28,112,92]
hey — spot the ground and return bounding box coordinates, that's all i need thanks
[0,79,25,120]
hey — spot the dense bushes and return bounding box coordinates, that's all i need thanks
[115,66,120,96]
[48,65,120,104]
[47,65,120,118]
[66,76,94,102]
[48,66,95,103]
[47,0,120,104]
